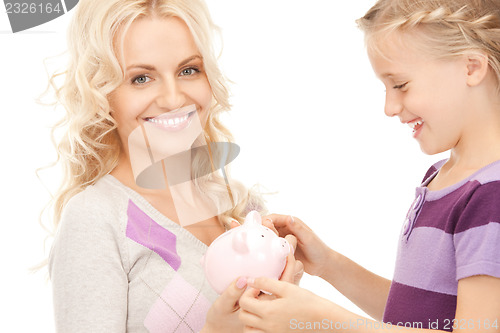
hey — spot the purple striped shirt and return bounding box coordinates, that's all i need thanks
[383,159,500,331]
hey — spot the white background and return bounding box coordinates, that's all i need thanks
[0,1,446,331]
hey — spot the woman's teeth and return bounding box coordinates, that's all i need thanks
[147,114,189,127]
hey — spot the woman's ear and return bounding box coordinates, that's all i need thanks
[465,51,490,87]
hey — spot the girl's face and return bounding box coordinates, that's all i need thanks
[368,32,472,155]
[109,16,212,157]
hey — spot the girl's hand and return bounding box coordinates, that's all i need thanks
[238,277,333,333]
[202,277,248,333]
[232,218,305,285]
[263,214,331,277]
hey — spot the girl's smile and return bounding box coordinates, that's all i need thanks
[405,118,424,138]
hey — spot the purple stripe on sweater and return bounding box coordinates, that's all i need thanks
[454,182,500,233]
[126,200,181,271]
[394,227,457,295]
[455,222,500,280]
[415,181,500,234]
[383,281,456,332]
[415,182,477,233]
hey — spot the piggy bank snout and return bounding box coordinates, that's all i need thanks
[273,237,291,257]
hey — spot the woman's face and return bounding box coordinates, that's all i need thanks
[109,16,213,158]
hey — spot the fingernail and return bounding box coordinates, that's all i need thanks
[289,215,295,224]
[264,218,273,224]
[247,277,255,285]
[236,277,247,289]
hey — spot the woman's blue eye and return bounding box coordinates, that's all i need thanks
[132,75,151,84]
[180,67,199,76]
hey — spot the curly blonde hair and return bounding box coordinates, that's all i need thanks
[357,0,500,88]
[49,0,264,233]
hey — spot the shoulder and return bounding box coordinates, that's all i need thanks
[453,162,500,233]
[66,175,128,212]
[469,159,500,185]
[59,175,130,233]
[459,160,500,209]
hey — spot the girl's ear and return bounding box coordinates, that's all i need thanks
[465,52,490,87]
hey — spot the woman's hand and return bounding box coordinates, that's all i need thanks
[263,214,332,277]
[202,277,248,333]
[279,234,304,285]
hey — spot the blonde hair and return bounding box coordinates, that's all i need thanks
[357,0,500,87]
[49,0,264,232]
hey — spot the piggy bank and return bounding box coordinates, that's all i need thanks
[201,210,291,294]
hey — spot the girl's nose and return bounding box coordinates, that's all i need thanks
[384,92,404,117]
[155,79,186,111]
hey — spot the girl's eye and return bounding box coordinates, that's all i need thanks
[180,67,200,76]
[132,75,151,85]
[393,82,408,89]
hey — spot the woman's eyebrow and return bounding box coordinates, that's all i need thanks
[126,64,156,71]
[178,55,202,67]
[125,55,202,72]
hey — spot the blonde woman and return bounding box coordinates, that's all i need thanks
[47,0,300,331]
[239,0,500,332]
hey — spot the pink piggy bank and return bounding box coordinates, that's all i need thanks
[201,210,291,294]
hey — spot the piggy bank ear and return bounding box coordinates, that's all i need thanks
[232,230,249,254]
[244,210,262,226]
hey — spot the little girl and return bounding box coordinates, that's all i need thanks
[46,0,301,332]
[239,0,500,332]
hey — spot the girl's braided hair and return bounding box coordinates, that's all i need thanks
[357,0,500,87]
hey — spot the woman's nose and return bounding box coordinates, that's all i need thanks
[155,79,186,110]
[384,91,404,117]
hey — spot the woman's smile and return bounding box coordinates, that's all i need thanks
[143,104,197,132]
